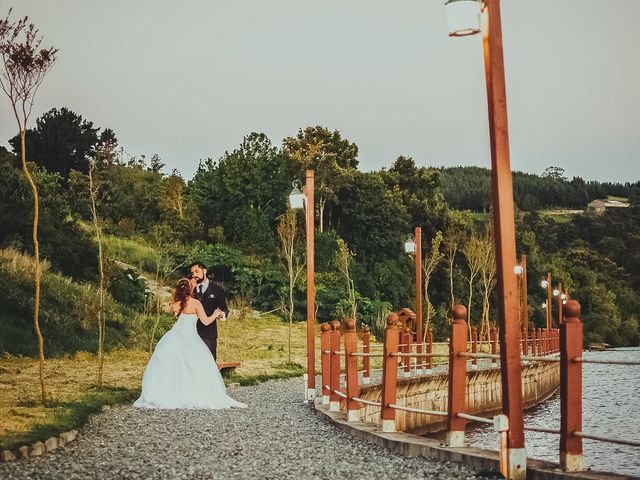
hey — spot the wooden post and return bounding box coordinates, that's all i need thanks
[491,326,498,367]
[344,318,360,422]
[522,324,528,356]
[471,327,478,370]
[426,327,433,373]
[415,226,423,373]
[482,2,526,473]
[305,170,316,400]
[362,325,371,385]
[558,282,564,325]
[537,328,543,355]
[404,326,412,376]
[380,313,399,433]
[531,328,537,356]
[560,301,583,472]
[329,321,341,412]
[446,305,468,447]
[320,323,331,405]
[521,254,528,333]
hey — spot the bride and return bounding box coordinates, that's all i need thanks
[134,278,247,409]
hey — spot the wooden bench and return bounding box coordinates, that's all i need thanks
[217,362,241,378]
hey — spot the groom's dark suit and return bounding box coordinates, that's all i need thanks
[193,279,228,360]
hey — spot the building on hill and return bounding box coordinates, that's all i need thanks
[587,198,630,213]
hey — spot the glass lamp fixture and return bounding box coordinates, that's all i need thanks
[445,0,481,37]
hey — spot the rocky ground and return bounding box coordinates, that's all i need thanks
[0,377,490,479]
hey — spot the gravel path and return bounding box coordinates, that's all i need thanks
[0,378,488,480]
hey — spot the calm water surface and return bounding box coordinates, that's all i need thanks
[465,347,640,477]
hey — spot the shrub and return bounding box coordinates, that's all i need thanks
[0,248,130,356]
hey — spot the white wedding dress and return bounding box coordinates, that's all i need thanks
[134,313,247,409]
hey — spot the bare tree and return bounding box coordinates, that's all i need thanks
[422,231,444,339]
[462,233,484,337]
[0,10,57,403]
[336,238,357,320]
[443,226,460,309]
[277,209,304,362]
[479,227,497,341]
[88,161,107,387]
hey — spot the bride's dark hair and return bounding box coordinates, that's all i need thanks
[173,278,192,314]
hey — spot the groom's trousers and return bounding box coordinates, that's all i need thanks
[202,336,217,361]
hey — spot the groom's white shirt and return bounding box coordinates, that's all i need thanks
[197,279,226,321]
[197,278,209,295]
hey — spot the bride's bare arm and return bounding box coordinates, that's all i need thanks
[194,300,217,325]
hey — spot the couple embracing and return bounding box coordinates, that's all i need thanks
[133,262,247,410]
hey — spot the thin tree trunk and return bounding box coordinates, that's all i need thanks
[89,164,106,387]
[21,130,46,402]
[448,256,455,309]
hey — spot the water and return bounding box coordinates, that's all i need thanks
[465,347,640,477]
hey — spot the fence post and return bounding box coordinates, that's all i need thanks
[491,326,498,367]
[471,327,478,370]
[362,325,371,385]
[344,318,360,422]
[560,300,583,472]
[426,327,433,374]
[320,323,331,405]
[537,328,543,355]
[329,320,342,412]
[404,326,412,376]
[380,313,399,433]
[530,328,536,356]
[447,304,468,447]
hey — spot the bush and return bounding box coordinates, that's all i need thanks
[0,248,130,356]
[106,263,148,312]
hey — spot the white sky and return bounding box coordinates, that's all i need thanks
[1,0,639,182]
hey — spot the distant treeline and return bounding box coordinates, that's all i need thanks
[438,166,640,212]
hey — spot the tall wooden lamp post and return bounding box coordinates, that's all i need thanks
[445,1,526,477]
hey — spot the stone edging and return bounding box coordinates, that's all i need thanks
[313,399,636,480]
[1,430,78,463]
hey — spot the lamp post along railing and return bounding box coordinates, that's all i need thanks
[288,172,316,402]
[305,170,315,401]
[415,227,423,373]
[446,0,527,476]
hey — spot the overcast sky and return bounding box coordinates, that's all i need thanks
[1,0,638,182]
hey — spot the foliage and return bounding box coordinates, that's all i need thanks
[439,165,640,212]
[105,263,147,312]
[0,248,130,356]
[190,132,292,252]
[9,107,101,178]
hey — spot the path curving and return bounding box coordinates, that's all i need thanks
[0,378,486,479]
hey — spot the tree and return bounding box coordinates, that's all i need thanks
[190,132,292,250]
[336,238,357,320]
[0,10,57,402]
[478,227,497,340]
[283,126,359,232]
[9,107,102,178]
[462,233,484,334]
[422,231,444,337]
[542,166,566,181]
[277,209,304,362]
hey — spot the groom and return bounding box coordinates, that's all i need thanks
[188,262,228,360]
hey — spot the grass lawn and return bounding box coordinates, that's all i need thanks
[0,311,312,450]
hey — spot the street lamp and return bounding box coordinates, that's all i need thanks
[445,0,526,475]
[406,228,423,372]
[289,171,315,402]
[288,181,305,210]
[404,235,416,254]
[540,273,552,330]
[445,0,481,37]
